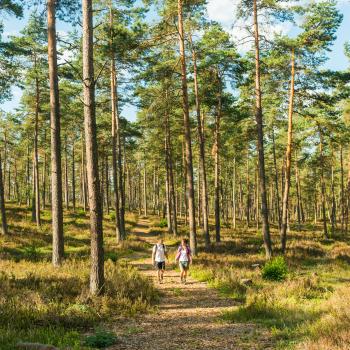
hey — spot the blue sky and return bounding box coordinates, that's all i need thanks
[1,0,349,120]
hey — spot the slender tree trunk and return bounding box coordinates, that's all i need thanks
[64,137,69,210]
[26,143,30,207]
[48,0,64,266]
[0,153,8,235]
[272,128,281,230]
[253,0,272,259]
[214,74,222,243]
[280,48,295,253]
[164,102,178,235]
[105,155,109,214]
[81,136,88,212]
[319,128,328,238]
[109,6,122,242]
[42,147,46,209]
[165,144,173,233]
[246,148,250,228]
[82,0,104,295]
[190,33,209,247]
[331,164,336,235]
[177,0,197,254]
[34,71,41,227]
[295,156,301,230]
[340,146,345,232]
[72,142,76,212]
[143,163,147,216]
[232,157,236,229]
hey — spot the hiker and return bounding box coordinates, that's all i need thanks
[152,238,168,283]
[175,238,192,284]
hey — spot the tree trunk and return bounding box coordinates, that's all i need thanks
[143,163,147,216]
[64,137,69,210]
[253,0,272,259]
[47,0,64,266]
[177,0,197,254]
[164,97,177,235]
[272,128,282,230]
[105,155,109,214]
[190,33,209,247]
[0,153,8,235]
[72,142,76,212]
[33,71,41,227]
[214,73,222,243]
[331,164,336,235]
[280,48,295,253]
[232,157,236,229]
[246,148,250,228]
[82,0,104,295]
[109,6,122,242]
[318,128,328,238]
[340,146,345,232]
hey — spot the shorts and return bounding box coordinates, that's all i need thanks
[179,261,189,271]
[155,261,165,270]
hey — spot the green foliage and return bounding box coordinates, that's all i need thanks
[262,256,288,281]
[84,328,118,348]
[156,218,167,228]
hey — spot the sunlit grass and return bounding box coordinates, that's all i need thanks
[0,204,158,349]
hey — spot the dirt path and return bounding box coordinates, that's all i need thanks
[112,218,273,350]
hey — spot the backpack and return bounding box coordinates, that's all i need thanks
[154,243,165,253]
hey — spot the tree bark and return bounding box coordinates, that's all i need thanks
[190,33,209,247]
[253,0,272,259]
[47,0,64,266]
[318,128,328,238]
[177,0,197,254]
[272,128,281,230]
[214,73,222,243]
[280,48,295,253]
[82,0,104,295]
[33,68,41,227]
[64,137,69,209]
[72,142,76,212]
[109,6,122,242]
[0,153,8,235]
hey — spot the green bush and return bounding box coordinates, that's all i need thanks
[262,256,288,281]
[156,218,167,228]
[84,328,118,348]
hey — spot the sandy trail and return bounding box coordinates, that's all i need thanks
[111,218,273,350]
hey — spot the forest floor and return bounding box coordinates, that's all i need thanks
[110,217,273,350]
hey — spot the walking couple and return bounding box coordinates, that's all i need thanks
[152,238,192,284]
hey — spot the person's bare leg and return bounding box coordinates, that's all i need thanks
[180,269,185,283]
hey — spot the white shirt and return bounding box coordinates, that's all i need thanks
[179,248,189,262]
[153,243,166,262]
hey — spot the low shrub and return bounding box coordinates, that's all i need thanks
[84,328,118,348]
[156,218,167,228]
[262,256,288,281]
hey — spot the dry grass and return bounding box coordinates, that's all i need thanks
[0,205,158,349]
[186,223,350,349]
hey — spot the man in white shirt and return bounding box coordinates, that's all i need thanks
[152,238,168,283]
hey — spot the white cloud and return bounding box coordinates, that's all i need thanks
[207,0,294,52]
